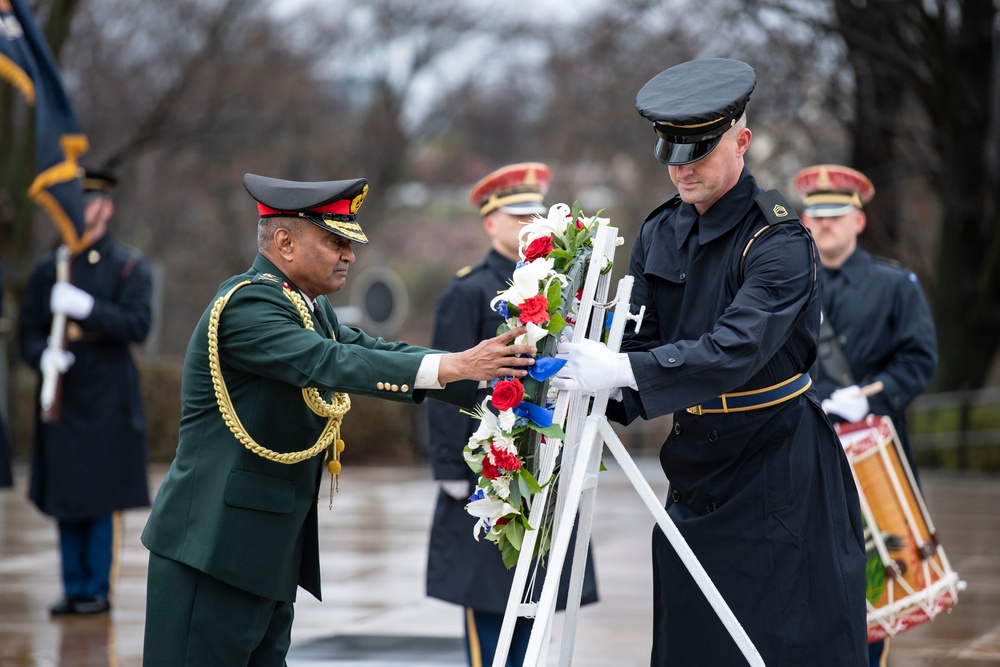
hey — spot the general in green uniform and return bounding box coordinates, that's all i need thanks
[141,173,536,667]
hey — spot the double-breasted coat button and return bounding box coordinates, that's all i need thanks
[671,489,681,503]
[708,430,719,442]
[377,382,385,390]
[706,501,718,513]
[673,421,682,435]
[401,384,409,393]
[391,384,399,392]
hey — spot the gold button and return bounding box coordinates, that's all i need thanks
[401,384,409,393]
[391,384,399,392]
[377,382,385,390]
[88,249,101,264]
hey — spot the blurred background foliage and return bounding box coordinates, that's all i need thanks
[2,0,999,467]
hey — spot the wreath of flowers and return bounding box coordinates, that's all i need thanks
[463,201,612,568]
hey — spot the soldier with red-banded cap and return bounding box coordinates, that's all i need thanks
[553,59,868,665]
[424,162,599,666]
[796,164,938,667]
[140,173,539,667]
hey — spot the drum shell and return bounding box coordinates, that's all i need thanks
[836,416,958,641]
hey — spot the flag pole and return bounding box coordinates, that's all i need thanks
[40,244,70,422]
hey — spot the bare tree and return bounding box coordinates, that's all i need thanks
[750,0,1000,391]
[282,0,505,223]
[9,0,993,393]
[2,0,354,354]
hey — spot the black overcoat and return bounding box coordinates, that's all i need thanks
[811,248,938,473]
[425,249,598,613]
[0,262,12,489]
[615,169,867,666]
[19,235,152,519]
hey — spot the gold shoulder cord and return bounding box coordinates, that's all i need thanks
[207,280,350,507]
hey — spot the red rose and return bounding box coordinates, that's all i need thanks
[481,456,499,480]
[518,295,550,325]
[490,443,521,471]
[492,378,524,411]
[524,236,554,261]
[575,217,585,230]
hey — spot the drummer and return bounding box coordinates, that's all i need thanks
[795,164,939,667]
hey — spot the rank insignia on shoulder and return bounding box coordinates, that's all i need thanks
[256,273,280,283]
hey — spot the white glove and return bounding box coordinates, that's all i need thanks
[440,480,470,501]
[822,385,870,422]
[51,283,95,319]
[551,338,635,393]
[41,348,75,375]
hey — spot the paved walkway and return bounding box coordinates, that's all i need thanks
[1,457,998,666]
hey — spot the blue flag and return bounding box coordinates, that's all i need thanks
[0,0,89,253]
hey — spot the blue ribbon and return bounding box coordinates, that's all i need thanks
[527,355,566,381]
[514,401,554,428]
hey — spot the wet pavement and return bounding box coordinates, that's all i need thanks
[1,457,998,666]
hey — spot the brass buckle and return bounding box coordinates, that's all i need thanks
[685,405,704,416]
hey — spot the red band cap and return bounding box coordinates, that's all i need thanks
[257,200,353,217]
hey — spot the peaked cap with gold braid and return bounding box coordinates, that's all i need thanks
[469,162,552,217]
[636,58,756,166]
[793,164,875,218]
[244,173,370,244]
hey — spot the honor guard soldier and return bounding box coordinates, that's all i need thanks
[425,163,599,666]
[796,164,938,667]
[140,173,537,667]
[553,59,868,665]
[18,166,153,615]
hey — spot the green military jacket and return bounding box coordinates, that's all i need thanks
[141,254,476,602]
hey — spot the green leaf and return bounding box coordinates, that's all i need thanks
[517,472,531,499]
[507,481,522,508]
[547,312,567,337]
[865,552,887,605]
[507,520,525,551]
[501,540,519,569]
[546,280,563,308]
[520,467,543,494]
[529,422,565,439]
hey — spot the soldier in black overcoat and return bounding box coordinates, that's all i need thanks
[425,163,598,666]
[18,166,152,615]
[553,59,868,666]
[796,164,938,666]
